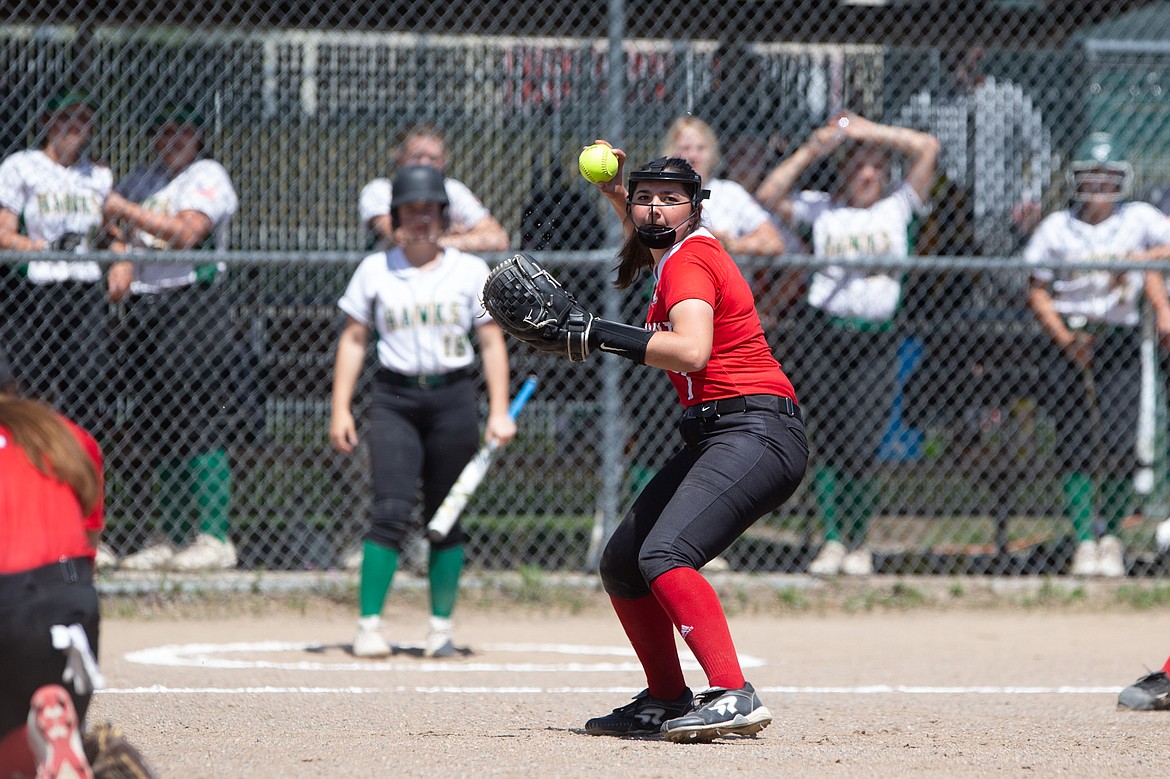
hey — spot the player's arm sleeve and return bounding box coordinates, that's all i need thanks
[358,179,391,225]
[174,162,238,225]
[1022,217,1056,284]
[338,259,374,325]
[470,257,492,323]
[726,181,772,234]
[0,155,27,214]
[446,180,490,229]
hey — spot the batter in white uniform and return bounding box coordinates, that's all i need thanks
[332,165,516,659]
[758,112,939,576]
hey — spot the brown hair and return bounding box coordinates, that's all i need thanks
[0,397,100,515]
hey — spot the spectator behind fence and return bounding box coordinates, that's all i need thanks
[0,350,159,779]
[331,165,516,659]
[102,106,242,573]
[1023,132,1170,578]
[358,123,509,253]
[661,116,785,257]
[896,47,1047,257]
[0,90,120,440]
[757,111,939,576]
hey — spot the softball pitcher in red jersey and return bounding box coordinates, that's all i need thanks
[581,148,807,743]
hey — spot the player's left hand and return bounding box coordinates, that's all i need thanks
[482,253,594,362]
[485,412,517,447]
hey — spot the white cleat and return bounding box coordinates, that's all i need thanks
[426,616,457,658]
[1096,535,1125,578]
[168,534,237,572]
[807,540,846,575]
[353,617,391,658]
[841,547,874,576]
[1070,539,1098,577]
[118,542,175,572]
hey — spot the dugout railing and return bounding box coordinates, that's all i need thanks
[4,251,1170,577]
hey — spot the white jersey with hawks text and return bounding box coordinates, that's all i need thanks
[115,159,238,293]
[338,247,492,375]
[1024,201,1170,327]
[359,177,490,241]
[0,149,112,283]
[788,182,926,323]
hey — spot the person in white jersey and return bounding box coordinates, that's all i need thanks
[359,123,509,253]
[1024,132,1170,577]
[102,106,242,573]
[0,90,119,450]
[757,111,939,576]
[331,165,516,658]
[661,116,786,257]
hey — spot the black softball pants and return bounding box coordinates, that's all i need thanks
[600,395,808,598]
[364,373,480,551]
[0,558,100,736]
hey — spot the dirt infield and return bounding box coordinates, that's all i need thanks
[87,573,1170,778]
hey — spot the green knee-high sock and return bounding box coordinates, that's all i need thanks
[158,458,189,545]
[842,477,875,548]
[428,544,464,619]
[1063,471,1095,542]
[813,467,843,543]
[190,448,231,540]
[359,541,399,618]
[1100,477,1133,537]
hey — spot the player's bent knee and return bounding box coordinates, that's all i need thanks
[368,498,416,549]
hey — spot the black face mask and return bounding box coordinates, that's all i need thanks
[631,206,698,249]
[634,223,678,249]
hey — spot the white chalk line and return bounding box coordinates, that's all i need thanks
[123,640,766,673]
[99,684,1125,696]
[115,641,1124,696]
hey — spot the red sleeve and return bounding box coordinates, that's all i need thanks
[657,237,723,311]
[63,418,104,532]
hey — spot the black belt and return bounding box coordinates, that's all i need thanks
[0,557,93,597]
[681,395,801,421]
[378,366,473,389]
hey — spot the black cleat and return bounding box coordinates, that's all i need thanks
[1118,670,1170,711]
[661,682,772,743]
[585,688,693,736]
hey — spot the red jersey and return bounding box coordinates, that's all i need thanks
[646,229,797,406]
[0,416,104,573]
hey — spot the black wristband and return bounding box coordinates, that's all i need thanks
[587,318,653,364]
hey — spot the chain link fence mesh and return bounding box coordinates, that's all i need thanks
[4,2,1170,576]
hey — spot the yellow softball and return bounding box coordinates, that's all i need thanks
[579,144,619,184]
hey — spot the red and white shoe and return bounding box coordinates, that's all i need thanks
[27,685,93,779]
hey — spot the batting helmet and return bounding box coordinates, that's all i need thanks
[391,165,450,229]
[1069,132,1132,203]
[626,156,709,207]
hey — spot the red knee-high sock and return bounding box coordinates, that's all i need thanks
[608,594,687,700]
[1161,656,1170,674]
[650,567,745,690]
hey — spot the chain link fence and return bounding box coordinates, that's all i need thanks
[4,2,1170,576]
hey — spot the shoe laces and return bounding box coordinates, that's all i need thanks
[688,687,733,711]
